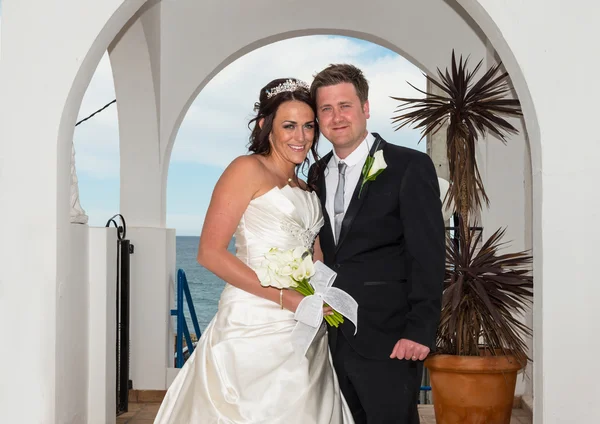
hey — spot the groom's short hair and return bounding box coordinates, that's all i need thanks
[311,64,369,106]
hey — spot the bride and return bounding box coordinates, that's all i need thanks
[154,78,354,423]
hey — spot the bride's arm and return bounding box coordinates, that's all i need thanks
[197,156,304,312]
[312,236,324,262]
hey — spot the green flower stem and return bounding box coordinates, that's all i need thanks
[292,280,345,328]
[358,181,367,199]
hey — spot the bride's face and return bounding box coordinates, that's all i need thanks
[268,100,316,165]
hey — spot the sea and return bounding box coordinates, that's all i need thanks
[175,235,233,334]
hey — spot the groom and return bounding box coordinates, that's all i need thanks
[309,64,445,423]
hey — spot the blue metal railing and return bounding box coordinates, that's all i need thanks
[171,269,202,368]
[419,385,432,404]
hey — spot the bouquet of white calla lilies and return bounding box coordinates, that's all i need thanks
[256,246,344,327]
[257,247,313,289]
[291,254,315,281]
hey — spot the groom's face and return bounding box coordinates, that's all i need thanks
[315,82,370,156]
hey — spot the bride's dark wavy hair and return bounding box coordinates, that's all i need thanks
[248,78,320,189]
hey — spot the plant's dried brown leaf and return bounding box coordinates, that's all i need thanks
[437,219,533,362]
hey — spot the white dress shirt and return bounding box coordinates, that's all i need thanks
[325,132,375,243]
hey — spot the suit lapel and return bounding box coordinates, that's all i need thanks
[335,134,386,253]
[316,152,334,252]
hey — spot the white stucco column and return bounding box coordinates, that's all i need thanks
[109,7,178,390]
[0,1,146,423]
[110,4,164,227]
[128,227,177,390]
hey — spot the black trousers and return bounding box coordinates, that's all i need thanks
[332,333,423,424]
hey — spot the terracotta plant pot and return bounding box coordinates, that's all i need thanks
[424,353,524,424]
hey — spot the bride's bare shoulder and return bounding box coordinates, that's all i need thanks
[216,155,267,196]
[223,155,266,179]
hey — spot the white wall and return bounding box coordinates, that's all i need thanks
[88,227,118,424]
[128,227,177,390]
[55,224,90,423]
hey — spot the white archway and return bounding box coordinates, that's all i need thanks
[159,29,439,217]
[105,5,525,407]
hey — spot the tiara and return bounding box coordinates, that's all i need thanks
[265,79,310,99]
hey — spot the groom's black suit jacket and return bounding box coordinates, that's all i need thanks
[309,134,445,360]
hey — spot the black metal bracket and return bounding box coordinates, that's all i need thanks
[105,214,127,241]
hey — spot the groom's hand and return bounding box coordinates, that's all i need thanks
[390,338,430,361]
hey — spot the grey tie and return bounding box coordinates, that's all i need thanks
[334,161,347,243]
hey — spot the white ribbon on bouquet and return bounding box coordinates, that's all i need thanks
[291,261,358,357]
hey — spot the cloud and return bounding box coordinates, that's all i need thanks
[172,35,426,169]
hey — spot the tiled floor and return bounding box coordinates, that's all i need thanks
[116,403,532,423]
[116,402,160,424]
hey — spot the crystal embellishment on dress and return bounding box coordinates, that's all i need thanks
[280,222,318,250]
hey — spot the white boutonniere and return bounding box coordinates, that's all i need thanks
[358,145,387,198]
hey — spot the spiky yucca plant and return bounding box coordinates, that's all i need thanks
[440,219,533,362]
[390,51,533,362]
[391,51,522,233]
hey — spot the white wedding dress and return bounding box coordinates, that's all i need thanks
[154,185,354,424]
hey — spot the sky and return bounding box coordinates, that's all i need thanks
[1,9,426,236]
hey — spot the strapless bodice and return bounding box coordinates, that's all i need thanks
[234,185,324,270]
